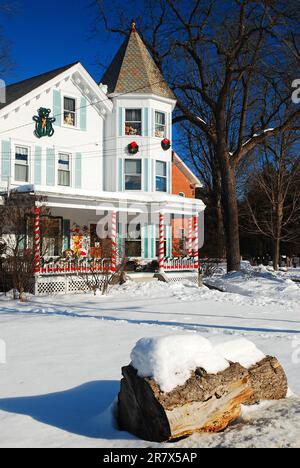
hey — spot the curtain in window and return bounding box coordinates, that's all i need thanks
[15,146,28,162]
[155,112,165,125]
[15,165,28,182]
[64,98,75,112]
[126,109,141,121]
[58,170,70,186]
[156,161,166,177]
[125,160,141,174]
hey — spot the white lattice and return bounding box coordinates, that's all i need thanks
[165,272,198,284]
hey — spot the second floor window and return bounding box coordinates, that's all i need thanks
[64,97,76,126]
[58,153,71,186]
[125,109,142,136]
[156,161,167,192]
[125,159,142,190]
[15,146,29,182]
[155,111,166,138]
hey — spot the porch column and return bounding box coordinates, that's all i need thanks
[34,206,41,275]
[193,214,199,270]
[187,217,193,256]
[111,211,117,272]
[158,212,165,272]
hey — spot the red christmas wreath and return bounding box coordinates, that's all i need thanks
[161,138,171,151]
[128,141,139,155]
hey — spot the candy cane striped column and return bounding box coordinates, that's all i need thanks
[193,214,199,270]
[158,212,165,272]
[111,211,117,272]
[187,217,193,256]
[34,207,41,275]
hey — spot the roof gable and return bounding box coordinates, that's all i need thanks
[0,62,79,111]
[101,25,176,100]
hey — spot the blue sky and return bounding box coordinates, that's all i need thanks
[1,0,121,84]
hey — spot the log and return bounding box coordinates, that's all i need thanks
[118,363,252,442]
[245,356,288,405]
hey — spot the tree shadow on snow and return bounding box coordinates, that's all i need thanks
[0,380,132,440]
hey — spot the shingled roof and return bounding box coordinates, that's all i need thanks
[0,62,79,111]
[101,23,176,100]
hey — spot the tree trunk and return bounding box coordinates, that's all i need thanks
[273,204,283,271]
[212,161,226,259]
[218,156,241,272]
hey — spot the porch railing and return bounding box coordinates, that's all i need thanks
[164,257,197,271]
[40,257,112,275]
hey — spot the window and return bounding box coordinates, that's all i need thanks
[15,146,29,182]
[125,223,141,257]
[64,97,76,126]
[58,153,71,186]
[125,109,142,136]
[155,111,166,138]
[179,192,185,197]
[125,159,142,190]
[156,161,167,192]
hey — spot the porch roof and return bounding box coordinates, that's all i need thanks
[29,185,205,216]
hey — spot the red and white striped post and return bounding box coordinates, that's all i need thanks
[158,212,165,272]
[34,206,41,275]
[193,214,199,270]
[111,211,117,272]
[187,217,193,256]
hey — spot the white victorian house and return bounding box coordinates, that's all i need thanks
[0,23,205,294]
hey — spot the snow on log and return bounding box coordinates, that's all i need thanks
[117,335,288,442]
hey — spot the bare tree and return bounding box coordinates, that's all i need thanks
[95,0,300,272]
[240,132,300,270]
[0,192,49,301]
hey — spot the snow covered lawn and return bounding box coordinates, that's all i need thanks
[0,276,299,448]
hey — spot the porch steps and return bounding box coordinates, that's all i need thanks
[127,273,158,283]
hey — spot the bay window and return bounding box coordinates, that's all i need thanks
[125,109,142,135]
[58,153,71,186]
[156,161,167,192]
[15,146,29,182]
[125,159,142,190]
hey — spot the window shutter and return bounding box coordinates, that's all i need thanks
[168,161,172,193]
[46,148,55,186]
[152,159,156,192]
[118,108,123,137]
[75,152,82,189]
[166,224,172,257]
[80,97,87,131]
[144,159,149,192]
[34,146,42,185]
[142,224,149,259]
[118,158,123,191]
[1,140,11,182]
[152,109,155,137]
[144,108,149,137]
[63,219,71,251]
[53,90,61,126]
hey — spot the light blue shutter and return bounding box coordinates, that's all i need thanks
[168,161,172,193]
[80,97,87,131]
[142,224,148,259]
[63,219,71,251]
[34,146,42,185]
[166,224,172,257]
[144,108,149,137]
[144,159,149,192]
[118,158,123,191]
[150,224,156,259]
[75,152,82,189]
[117,222,123,257]
[1,140,11,182]
[53,90,61,126]
[152,159,156,192]
[118,108,123,136]
[46,148,55,186]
